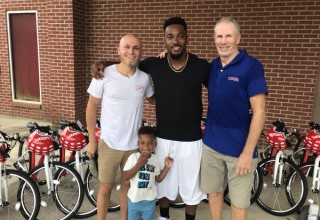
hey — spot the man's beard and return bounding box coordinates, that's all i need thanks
[120,56,139,67]
[170,52,184,60]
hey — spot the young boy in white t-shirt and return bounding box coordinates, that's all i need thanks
[123,126,173,220]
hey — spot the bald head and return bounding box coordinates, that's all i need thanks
[119,34,142,48]
[117,34,142,68]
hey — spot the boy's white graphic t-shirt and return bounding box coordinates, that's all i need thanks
[123,152,161,202]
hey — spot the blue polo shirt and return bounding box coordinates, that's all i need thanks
[203,50,267,158]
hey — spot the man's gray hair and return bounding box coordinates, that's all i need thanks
[215,17,240,35]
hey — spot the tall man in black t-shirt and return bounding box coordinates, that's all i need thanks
[92,17,209,220]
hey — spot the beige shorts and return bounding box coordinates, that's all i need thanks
[200,144,257,208]
[97,140,138,183]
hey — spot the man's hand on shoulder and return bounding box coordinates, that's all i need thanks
[91,61,106,79]
[156,49,168,59]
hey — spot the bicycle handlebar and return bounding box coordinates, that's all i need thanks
[27,121,54,134]
[58,119,101,132]
[268,121,303,149]
[0,131,21,159]
[0,131,20,142]
[272,120,287,133]
[58,119,84,132]
[309,122,320,132]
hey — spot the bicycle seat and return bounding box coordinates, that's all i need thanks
[27,131,55,155]
[60,127,87,151]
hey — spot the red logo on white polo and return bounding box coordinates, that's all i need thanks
[135,85,144,93]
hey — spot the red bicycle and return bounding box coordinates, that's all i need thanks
[15,124,84,220]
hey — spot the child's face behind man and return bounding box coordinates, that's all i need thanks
[138,134,156,158]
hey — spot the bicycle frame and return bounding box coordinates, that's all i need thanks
[65,150,85,181]
[292,122,320,193]
[58,119,100,181]
[0,131,41,218]
[0,132,20,206]
[0,162,9,207]
[312,155,320,193]
[16,146,56,200]
[29,148,63,170]
[273,150,285,187]
[263,121,292,187]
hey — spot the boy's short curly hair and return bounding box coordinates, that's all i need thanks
[163,16,187,32]
[138,126,156,138]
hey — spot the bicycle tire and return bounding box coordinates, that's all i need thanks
[53,162,85,218]
[224,166,263,206]
[84,166,121,212]
[257,157,307,216]
[28,161,84,220]
[0,169,41,220]
[65,157,97,218]
[18,136,32,172]
[287,162,320,214]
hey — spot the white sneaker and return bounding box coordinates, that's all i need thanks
[158,216,170,220]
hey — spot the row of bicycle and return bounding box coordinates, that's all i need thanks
[0,119,113,220]
[249,120,320,218]
[0,119,187,220]
[1,118,320,219]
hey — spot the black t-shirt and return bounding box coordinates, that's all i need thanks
[139,53,210,141]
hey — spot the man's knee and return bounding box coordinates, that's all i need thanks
[209,192,223,198]
[99,183,113,196]
[232,202,245,208]
[209,191,223,199]
[158,197,170,207]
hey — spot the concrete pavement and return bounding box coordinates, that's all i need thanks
[0,115,299,219]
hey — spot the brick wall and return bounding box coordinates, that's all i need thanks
[73,0,87,121]
[0,0,319,139]
[85,0,320,136]
[46,0,76,125]
[0,0,76,125]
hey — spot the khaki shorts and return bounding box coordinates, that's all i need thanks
[98,140,138,183]
[200,144,257,208]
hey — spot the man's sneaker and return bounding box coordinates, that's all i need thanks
[158,215,171,220]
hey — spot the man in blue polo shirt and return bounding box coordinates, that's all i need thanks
[200,17,267,220]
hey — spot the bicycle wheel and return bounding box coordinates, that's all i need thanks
[287,162,319,214]
[224,166,263,206]
[18,136,32,172]
[28,162,84,220]
[0,169,40,220]
[169,194,186,208]
[83,165,121,212]
[66,157,97,218]
[257,157,307,216]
